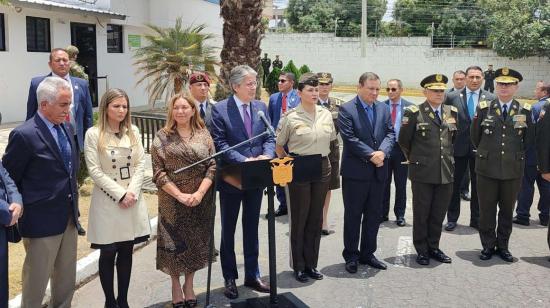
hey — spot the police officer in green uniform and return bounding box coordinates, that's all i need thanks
[535,92,550,255]
[276,73,336,283]
[317,72,340,235]
[472,67,533,262]
[272,55,283,70]
[398,74,458,266]
[261,53,271,85]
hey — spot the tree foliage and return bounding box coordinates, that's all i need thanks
[282,60,300,82]
[481,0,550,60]
[286,0,387,37]
[266,67,282,95]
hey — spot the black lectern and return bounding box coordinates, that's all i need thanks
[224,155,322,308]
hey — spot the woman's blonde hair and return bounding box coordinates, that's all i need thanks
[97,88,137,150]
[163,93,205,134]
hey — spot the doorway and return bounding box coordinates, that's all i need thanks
[70,22,98,107]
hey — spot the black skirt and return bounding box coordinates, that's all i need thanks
[90,235,150,250]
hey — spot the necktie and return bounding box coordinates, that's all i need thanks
[435,110,442,125]
[502,104,508,120]
[365,105,374,129]
[467,92,475,119]
[243,104,252,137]
[200,104,206,119]
[391,104,398,126]
[54,125,72,171]
[282,94,287,113]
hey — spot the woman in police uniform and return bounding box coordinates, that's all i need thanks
[276,73,336,283]
[85,88,151,308]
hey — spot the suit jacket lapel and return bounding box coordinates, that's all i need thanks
[228,96,249,139]
[33,115,66,172]
[373,101,383,137]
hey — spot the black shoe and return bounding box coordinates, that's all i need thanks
[116,298,128,308]
[469,221,479,230]
[416,254,430,265]
[274,207,287,217]
[294,270,309,283]
[498,249,514,262]
[460,191,471,201]
[445,222,457,231]
[244,278,270,293]
[184,299,198,308]
[321,229,335,236]
[540,216,549,227]
[171,302,185,308]
[360,256,387,270]
[77,223,86,236]
[304,268,324,280]
[105,300,119,308]
[429,249,452,263]
[396,217,406,227]
[223,279,238,299]
[345,261,358,273]
[512,216,529,226]
[479,248,495,260]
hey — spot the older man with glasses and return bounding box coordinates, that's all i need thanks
[382,79,413,226]
[267,72,301,217]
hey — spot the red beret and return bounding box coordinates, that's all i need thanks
[189,72,210,86]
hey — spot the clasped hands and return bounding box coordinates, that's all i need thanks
[6,203,22,226]
[176,190,205,207]
[119,192,137,209]
[369,151,385,167]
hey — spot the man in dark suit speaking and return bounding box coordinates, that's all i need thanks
[338,72,395,273]
[4,77,80,307]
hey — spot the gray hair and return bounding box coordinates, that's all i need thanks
[359,72,380,86]
[36,77,71,105]
[229,65,257,91]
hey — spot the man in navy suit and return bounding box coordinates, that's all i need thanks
[211,65,275,299]
[26,48,93,152]
[338,72,395,273]
[267,72,300,217]
[444,66,496,231]
[382,79,413,226]
[4,77,80,307]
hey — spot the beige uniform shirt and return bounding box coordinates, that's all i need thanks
[276,104,336,156]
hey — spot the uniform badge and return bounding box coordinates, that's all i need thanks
[74,85,79,90]
[270,157,294,186]
[446,117,456,124]
[484,128,490,134]
[429,113,435,119]
[407,105,419,113]
[402,116,409,125]
[424,106,430,112]
[196,74,204,81]
[496,109,501,116]
[502,67,509,75]
[479,101,488,109]
[450,106,458,113]
[513,114,526,123]
[509,109,516,117]
[523,103,532,111]
[436,74,443,82]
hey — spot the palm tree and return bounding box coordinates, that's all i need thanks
[134,18,218,107]
[217,0,265,99]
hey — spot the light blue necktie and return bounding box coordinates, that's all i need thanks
[467,92,476,119]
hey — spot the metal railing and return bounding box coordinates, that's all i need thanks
[131,113,166,153]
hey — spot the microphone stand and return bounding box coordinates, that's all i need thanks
[174,129,272,308]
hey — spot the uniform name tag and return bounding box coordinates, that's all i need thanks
[120,167,130,180]
[513,114,526,123]
[446,117,456,124]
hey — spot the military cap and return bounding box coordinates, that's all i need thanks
[298,72,319,87]
[189,71,211,86]
[317,72,333,84]
[494,67,522,84]
[420,74,448,90]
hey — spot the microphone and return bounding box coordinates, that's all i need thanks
[257,110,276,136]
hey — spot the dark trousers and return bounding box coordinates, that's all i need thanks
[461,165,470,194]
[0,229,7,308]
[516,164,550,220]
[477,175,521,250]
[288,163,329,271]
[411,182,453,255]
[276,186,287,211]
[484,82,494,93]
[219,188,263,281]
[342,178,384,262]
[383,151,408,219]
[448,155,479,224]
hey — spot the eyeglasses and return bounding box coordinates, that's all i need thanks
[386,88,399,92]
[278,79,288,83]
[244,81,258,88]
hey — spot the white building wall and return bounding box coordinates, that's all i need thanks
[261,33,550,97]
[0,0,222,123]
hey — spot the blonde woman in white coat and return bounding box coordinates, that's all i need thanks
[84,88,151,308]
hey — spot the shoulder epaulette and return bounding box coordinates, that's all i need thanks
[522,102,532,111]
[406,105,419,113]
[450,106,458,113]
[479,101,488,109]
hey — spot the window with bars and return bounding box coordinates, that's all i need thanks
[107,24,123,53]
[26,16,50,52]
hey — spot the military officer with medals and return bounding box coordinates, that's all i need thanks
[472,67,534,262]
[317,72,340,235]
[535,89,550,255]
[398,74,458,266]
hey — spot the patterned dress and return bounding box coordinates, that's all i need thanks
[151,128,216,275]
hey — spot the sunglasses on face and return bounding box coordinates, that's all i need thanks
[386,88,399,92]
[278,79,288,83]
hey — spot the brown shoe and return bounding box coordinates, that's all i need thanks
[244,278,270,293]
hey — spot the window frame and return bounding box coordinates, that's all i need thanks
[107,24,123,53]
[0,13,6,51]
[26,16,51,52]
